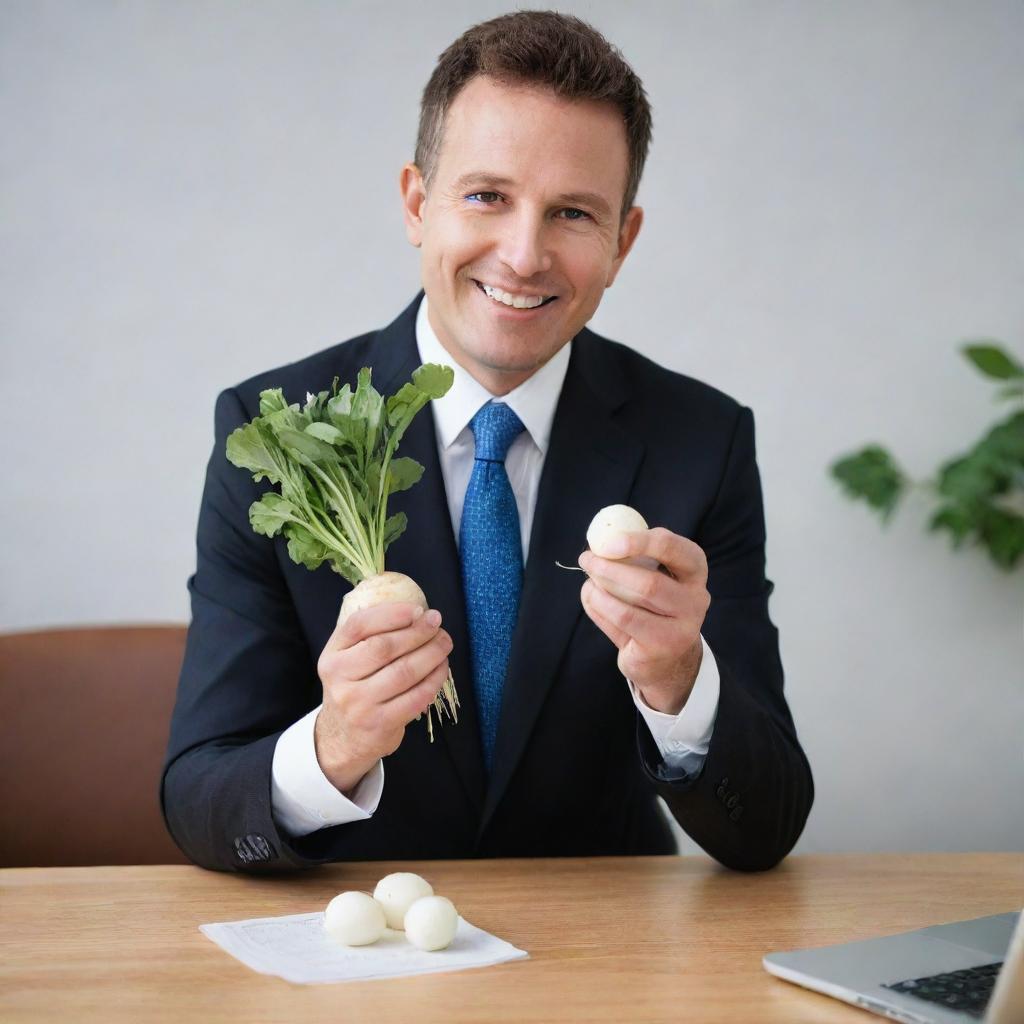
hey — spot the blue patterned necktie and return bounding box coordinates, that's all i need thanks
[459,401,526,771]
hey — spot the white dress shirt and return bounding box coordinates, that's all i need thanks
[270,296,721,837]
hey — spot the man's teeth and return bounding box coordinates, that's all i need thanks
[480,283,549,309]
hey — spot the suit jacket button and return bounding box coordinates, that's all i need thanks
[234,833,274,863]
[716,778,729,800]
[726,793,739,809]
[729,805,744,822]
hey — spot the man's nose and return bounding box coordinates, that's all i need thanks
[496,209,553,280]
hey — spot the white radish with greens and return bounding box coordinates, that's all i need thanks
[226,363,459,739]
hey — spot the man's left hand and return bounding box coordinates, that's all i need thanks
[578,527,711,716]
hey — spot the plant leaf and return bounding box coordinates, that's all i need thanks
[328,384,353,419]
[829,445,906,520]
[258,388,290,416]
[976,503,1024,570]
[938,411,1024,503]
[283,521,330,572]
[351,367,384,467]
[225,422,282,484]
[412,363,455,399]
[273,427,341,465]
[263,402,309,436]
[303,388,330,418]
[382,511,408,552]
[249,492,300,538]
[386,382,422,427]
[938,452,1004,504]
[326,551,361,586]
[962,343,1024,381]
[928,503,975,549]
[387,457,425,494]
[983,411,1024,465]
[995,383,1024,402]
[305,421,345,445]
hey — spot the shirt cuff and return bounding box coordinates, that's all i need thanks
[627,635,720,770]
[270,705,384,837]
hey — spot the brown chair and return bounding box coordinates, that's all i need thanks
[0,625,191,867]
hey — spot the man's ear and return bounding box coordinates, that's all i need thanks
[400,163,426,248]
[606,205,644,287]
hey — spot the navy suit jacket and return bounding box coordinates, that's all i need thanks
[161,292,813,872]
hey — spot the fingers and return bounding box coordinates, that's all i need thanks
[580,579,630,649]
[341,609,445,682]
[365,628,453,705]
[593,527,707,583]
[383,657,451,727]
[578,549,683,616]
[582,574,704,652]
[329,601,427,652]
[315,600,453,788]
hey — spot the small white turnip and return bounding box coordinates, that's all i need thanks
[337,571,459,738]
[373,871,434,931]
[585,505,659,602]
[404,895,459,951]
[323,890,387,946]
[336,571,428,628]
[586,503,650,558]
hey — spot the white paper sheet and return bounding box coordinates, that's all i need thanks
[200,910,529,984]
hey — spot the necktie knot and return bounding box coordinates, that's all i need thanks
[469,402,525,463]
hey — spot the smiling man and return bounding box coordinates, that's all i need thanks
[402,73,642,394]
[163,11,814,873]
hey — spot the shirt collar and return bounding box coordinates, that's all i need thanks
[415,293,571,454]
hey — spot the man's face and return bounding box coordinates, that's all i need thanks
[401,75,643,395]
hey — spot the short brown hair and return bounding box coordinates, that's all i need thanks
[415,10,653,221]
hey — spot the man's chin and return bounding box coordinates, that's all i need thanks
[463,339,553,376]
[467,318,565,363]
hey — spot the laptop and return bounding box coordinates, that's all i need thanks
[763,908,1024,1023]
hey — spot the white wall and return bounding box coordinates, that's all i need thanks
[2,0,1021,854]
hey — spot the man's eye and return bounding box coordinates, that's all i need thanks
[558,208,590,221]
[466,192,501,204]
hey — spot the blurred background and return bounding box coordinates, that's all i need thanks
[2,0,1021,856]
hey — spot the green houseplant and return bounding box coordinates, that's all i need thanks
[829,342,1024,571]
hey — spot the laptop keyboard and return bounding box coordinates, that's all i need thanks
[883,961,1002,1019]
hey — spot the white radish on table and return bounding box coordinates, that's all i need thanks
[226,363,459,740]
[404,895,459,951]
[324,873,460,952]
[373,871,434,931]
[323,891,387,946]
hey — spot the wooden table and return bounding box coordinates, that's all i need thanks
[2,854,1021,1023]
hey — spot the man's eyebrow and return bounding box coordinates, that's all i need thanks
[557,191,612,218]
[450,172,613,218]
[451,172,516,192]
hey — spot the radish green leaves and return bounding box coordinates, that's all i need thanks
[226,364,454,586]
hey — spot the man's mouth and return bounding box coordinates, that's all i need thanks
[473,280,558,310]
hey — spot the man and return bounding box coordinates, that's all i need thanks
[162,11,813,873]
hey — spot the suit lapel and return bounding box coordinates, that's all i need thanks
[479,332,645,836]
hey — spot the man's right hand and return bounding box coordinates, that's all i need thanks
[314,603,452,796]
